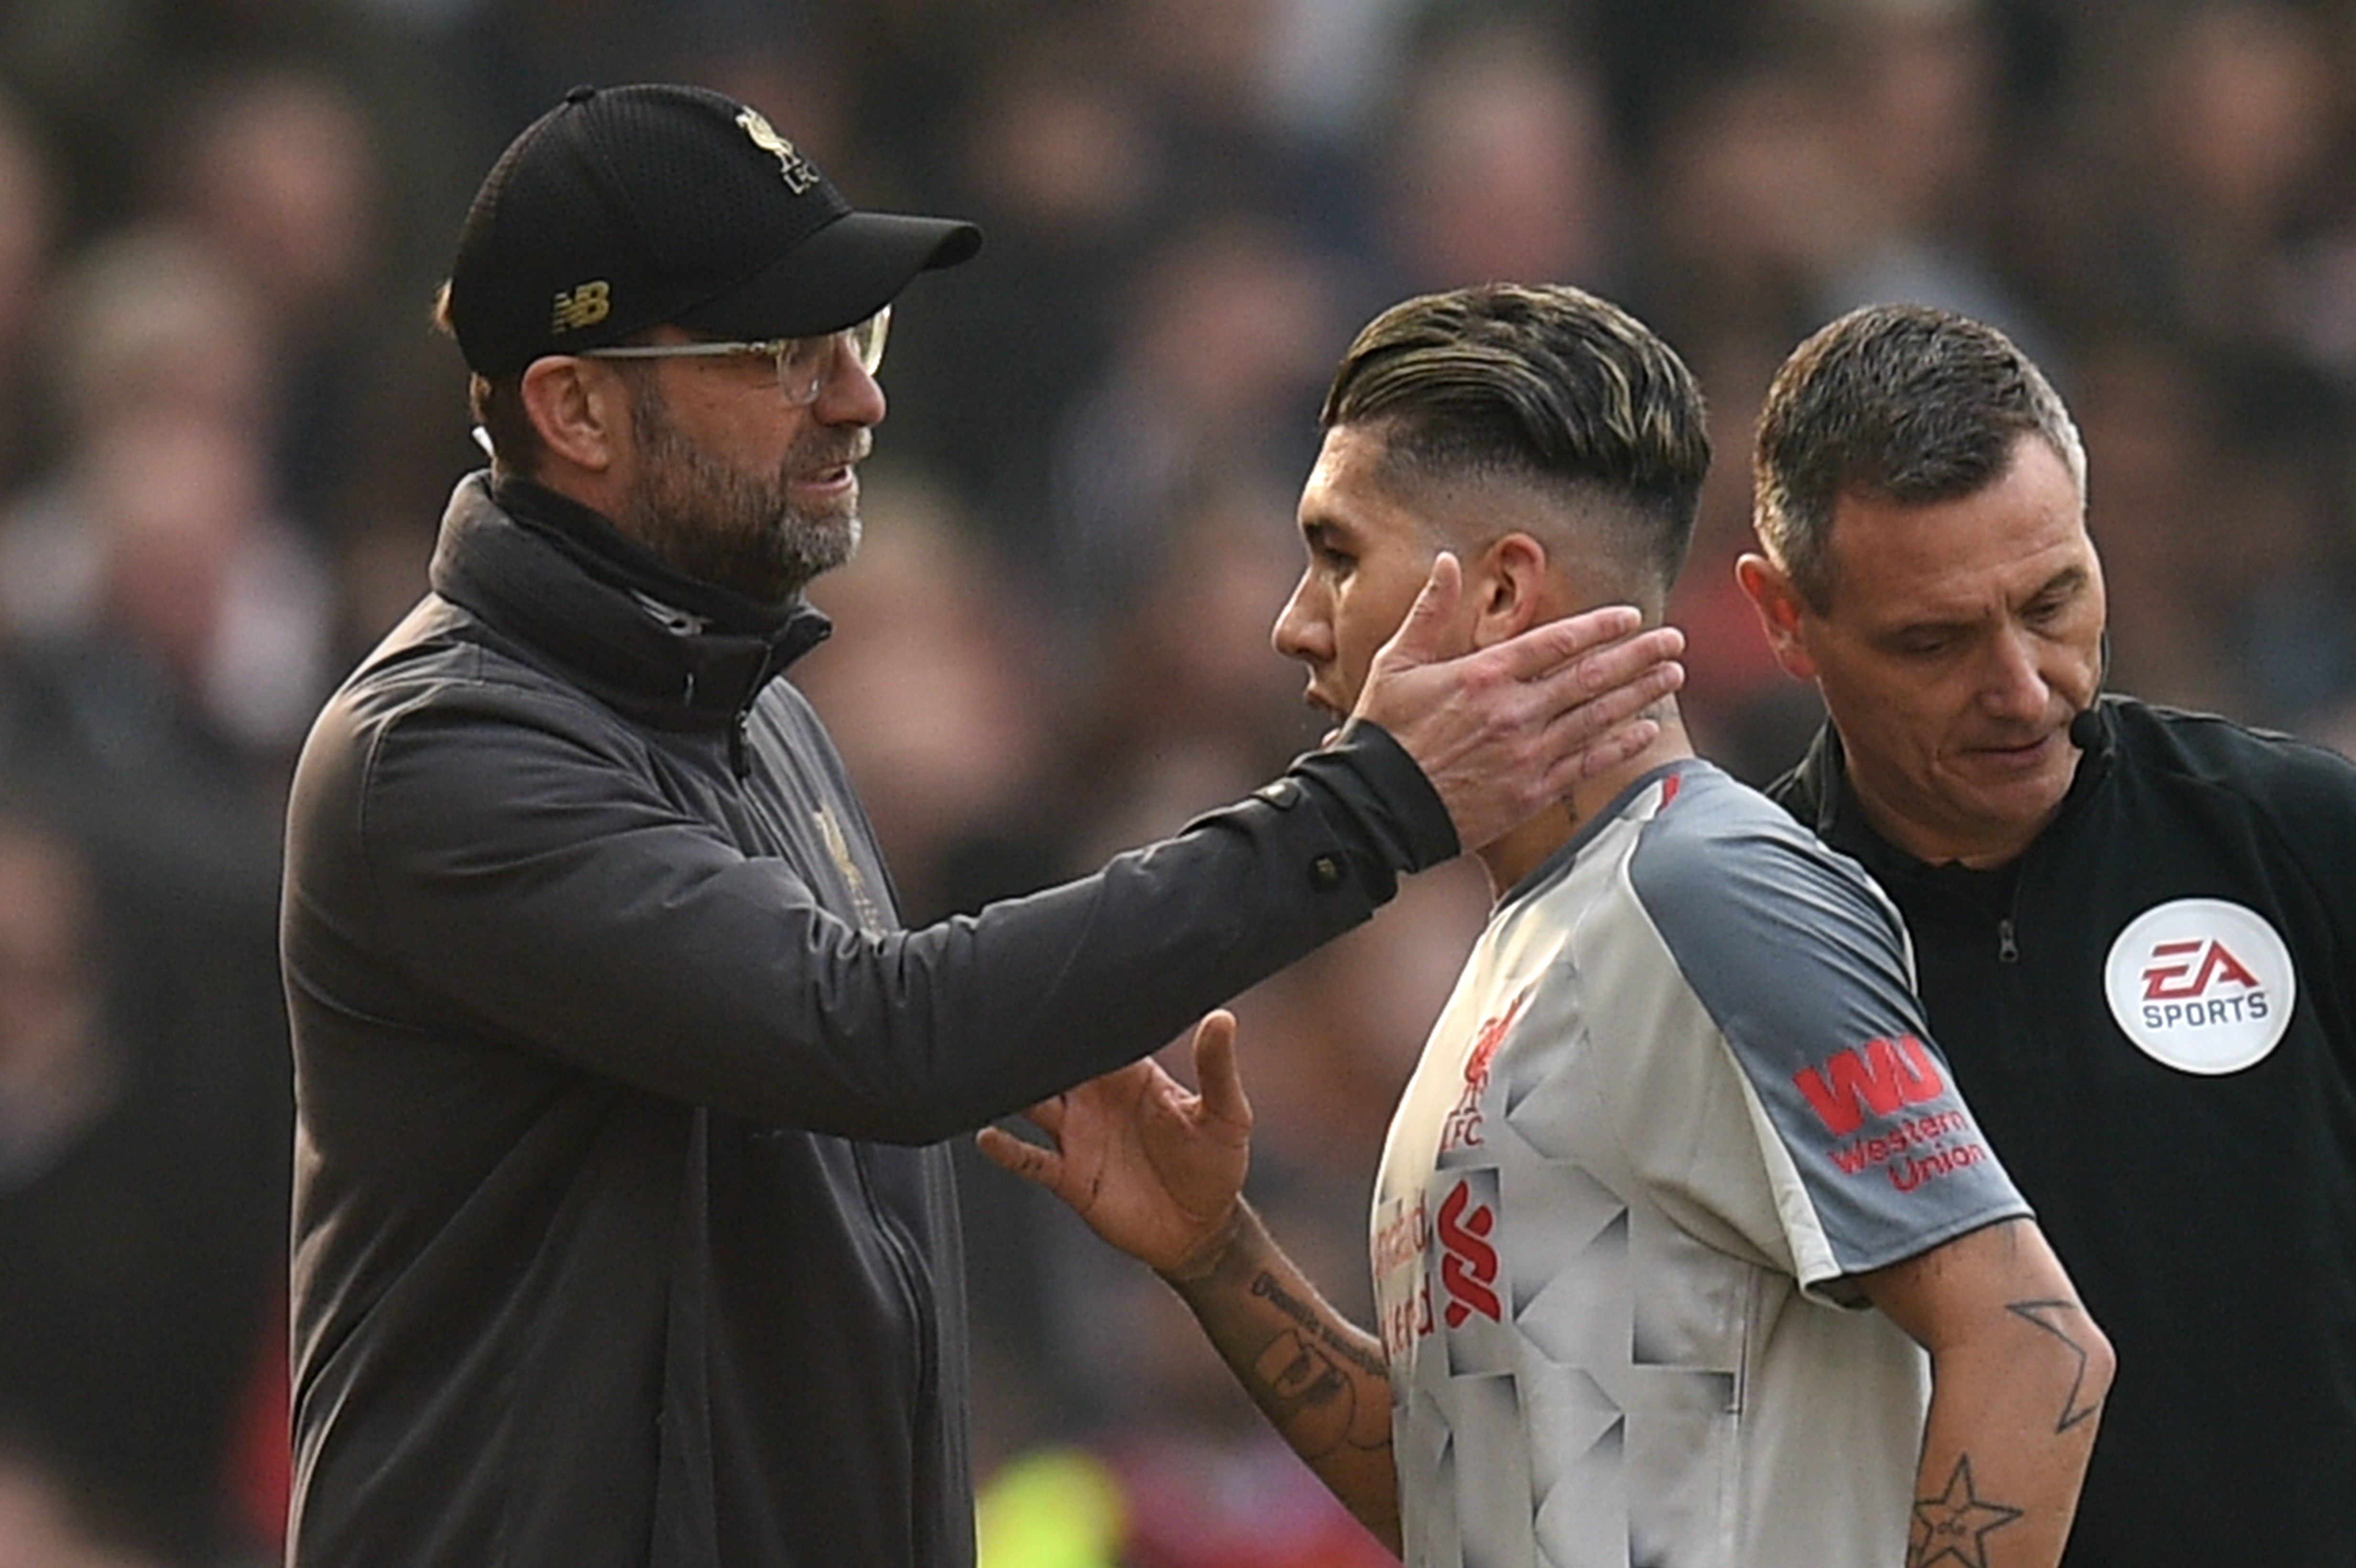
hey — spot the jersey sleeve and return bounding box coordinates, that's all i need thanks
[1623,780,2030,1298]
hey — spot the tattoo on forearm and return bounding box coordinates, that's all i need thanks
[2007,1298,2104,1432]
[1248,1271,1388,1378]
[1248,1327,1356,1455]
[1909,1456,2024,1568]
[1236,1270,1388,1459]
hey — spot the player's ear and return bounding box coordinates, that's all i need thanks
[521,356,632,475]
[1469,532,1550,647]
[1735,552,1820,680]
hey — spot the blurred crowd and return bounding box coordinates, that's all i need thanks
[0,0,2351,1563]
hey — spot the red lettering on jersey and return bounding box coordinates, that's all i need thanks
[1436,1180,1502,1327]
[1792,1034,1946,1137]
[1382,1278,1437,1359]
[2141,938,2262,1001]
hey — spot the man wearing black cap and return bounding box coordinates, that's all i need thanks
[277,84,1684,1567]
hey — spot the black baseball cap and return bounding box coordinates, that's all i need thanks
[445,82,982,376]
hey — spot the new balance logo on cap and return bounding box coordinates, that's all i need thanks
[551,282,611,333]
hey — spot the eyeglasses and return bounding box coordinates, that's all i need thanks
[579,305,891,406]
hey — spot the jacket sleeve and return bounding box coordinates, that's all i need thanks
[285,679,1456,1143]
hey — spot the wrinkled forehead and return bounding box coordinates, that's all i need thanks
[1823,436,2096,619]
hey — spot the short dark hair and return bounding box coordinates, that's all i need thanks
[1320,283,1711,605]
[1753,303,2086,610]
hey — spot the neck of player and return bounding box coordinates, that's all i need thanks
[1476,703,1694,900]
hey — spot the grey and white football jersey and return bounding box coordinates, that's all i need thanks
[1372,760,2029,1568]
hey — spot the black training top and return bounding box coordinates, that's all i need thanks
[1773,696,2356,1566]
[279,472,1457,1568]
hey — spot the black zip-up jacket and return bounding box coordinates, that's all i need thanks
[1771,697,2356,1566]
[279,474,1459,1568]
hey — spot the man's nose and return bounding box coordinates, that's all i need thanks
[1980,624,2052,719]
[813,348,888,426]
[1270,579,1326,661]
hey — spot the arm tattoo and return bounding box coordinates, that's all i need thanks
[1238,1269,1388,1460]
[1249,1271,1389,1378]
[2007,1298,2105,1432]
[1909,1456,2024,1568]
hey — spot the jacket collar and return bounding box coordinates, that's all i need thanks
[1783,698,2117,881]
[427,471,831,730]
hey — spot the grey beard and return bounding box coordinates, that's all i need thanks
[620,381,863,603]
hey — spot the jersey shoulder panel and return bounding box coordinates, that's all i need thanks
[1618,763,2030,1284]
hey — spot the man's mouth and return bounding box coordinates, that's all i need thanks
[1961,728,2063,771]
[791,437,870,488]
[787,456,862,501]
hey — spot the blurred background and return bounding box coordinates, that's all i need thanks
[0,0,2350,1562]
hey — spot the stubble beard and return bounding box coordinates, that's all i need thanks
[617,376,863,605]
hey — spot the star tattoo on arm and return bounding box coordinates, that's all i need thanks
[1908,1456,2024,1568]
[2007,1298,2105,1432]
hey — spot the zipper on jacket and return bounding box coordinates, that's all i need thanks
[728,681,757,778]
[851,1143,942,1547]
[727,651,781,779]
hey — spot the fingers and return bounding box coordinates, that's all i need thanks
[975,1124,1062,1188]
[1371,552,1465,670]
[1482,601,1650,682]
[1533,638,1687,790]
[1188,1010,1253,1134]
[1547,622,1685,702]
[1411,610,1683,758]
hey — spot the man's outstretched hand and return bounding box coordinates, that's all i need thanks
[976,1010,1253,1282]
[1353,552,1685,852]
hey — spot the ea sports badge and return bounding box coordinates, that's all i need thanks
[2104,898,2295,1074]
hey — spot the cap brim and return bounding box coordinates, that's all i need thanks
[676,210,981,340]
